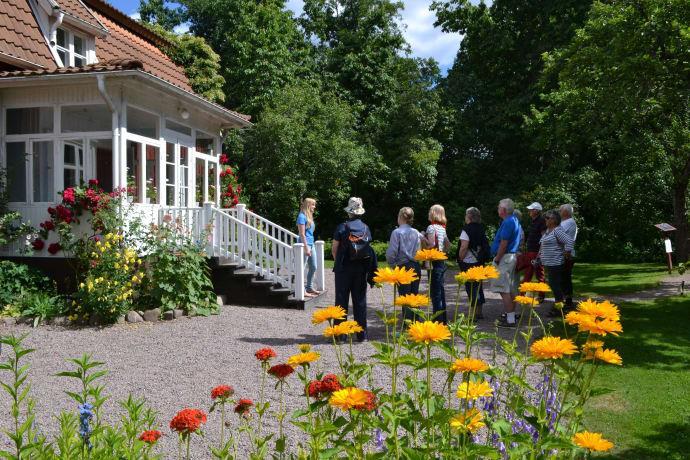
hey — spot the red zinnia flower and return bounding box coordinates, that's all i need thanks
[319,374,342,394]
[255,347,277,362]
[268,363,294,380]
[31,239,45,251]
[169,408,207,434]
[234,398,253,416]
[211,385,234,400]
[139,430,161,444]
[47,242,61,255]
[307,380,322,398]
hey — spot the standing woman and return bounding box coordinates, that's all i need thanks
[539,210,574,311]
[424,204,451,324]
[385,207,422,320]
[457,207,489,320]
[297,197,319,297]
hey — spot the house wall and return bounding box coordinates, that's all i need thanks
[0,77,224,258]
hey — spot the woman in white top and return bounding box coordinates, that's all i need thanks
[457,207,489,319]
[424,204,451,324]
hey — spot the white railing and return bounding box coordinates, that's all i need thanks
[159,203,325,301]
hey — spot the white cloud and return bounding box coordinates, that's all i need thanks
[129,12,141,20]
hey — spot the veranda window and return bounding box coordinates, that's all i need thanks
[165,142,176,206]
[195,158,204,206]
[126,141,142,203]
[61,105,110,132]
[6,107,53,134]
[5,142,27,202]
[33,141,54,202]
[127,106,158,139]
[179,146,189,206]
[196,132,214,155]
[146,145,159,203]
[63,140,84,188]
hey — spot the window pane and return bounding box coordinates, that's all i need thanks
[91,139,113,192]
[6,142,27,202]
[146,145,159,204]
[57,49,67,66]
[64,170,76,189]
[208,163,216,202]
[6,107,54,134]
[73,35,84,55]
[127,106,158,139]
[64,144,75,165]
[195,158,204,206]
[165,119,192,136]
[61,105,110,132]
[196,133,214,155]
[74,56,86,67]
[56,28,66,47]
[166,185,175,206]
[33,141,54,202]
[63,141,83,188]
[126,141,142,203]
[166,142,175,163]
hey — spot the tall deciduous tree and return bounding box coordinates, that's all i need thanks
[139,0,185,30]
[533,0,690,258]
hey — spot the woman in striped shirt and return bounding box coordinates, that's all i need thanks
[424,204,451,324]
[538,210,574,306]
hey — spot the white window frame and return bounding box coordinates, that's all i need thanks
[61,140,85,189]
[55,27,88,67]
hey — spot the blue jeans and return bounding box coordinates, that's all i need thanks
[397,261,421,321]
[430,260,447,323]
[305,244,316,290]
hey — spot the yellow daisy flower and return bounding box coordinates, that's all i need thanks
[311,305,347,325]
[577,299,621,321]
[459,265,499,282]
[514,295,538,306]
[298,343,312,353]
[530,336,578,360]
[394,294,430,308]
[456,380,493,400]
[372,266,419,285]
[329,387,370,411]
[407,321,451,344]
[450,357,490,374]
[323,320,363,337]
[572,432,614,452]
[449,408,485,434]
[593,348,622,365]
[287,351,321,367]
[414,248,448,262]
[519,282,551,293]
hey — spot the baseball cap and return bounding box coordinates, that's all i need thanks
[526,202,543,211]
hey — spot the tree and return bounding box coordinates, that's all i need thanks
[139,0,184,31]
[241,83,372,234]
[181,0,313,117]
[533,0,690,258]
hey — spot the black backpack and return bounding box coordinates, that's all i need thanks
[344,222,372,261]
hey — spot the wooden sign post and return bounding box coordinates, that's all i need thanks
[654,223,677,273]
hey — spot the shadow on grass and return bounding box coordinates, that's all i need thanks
[574,263,665,296]
[599,421,690,460]
[614,296,690,371]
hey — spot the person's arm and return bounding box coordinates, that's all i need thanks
[443,234,451,253]
[458,239,470,261]
[494,240,508,264]
[298,223,311,256]
[385,230,399,266]
[557,228,574,257]
[423,227,435,248]
[331,240,339,260]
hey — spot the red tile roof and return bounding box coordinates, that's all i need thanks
[57,0,106,31]
[0,0,55,69]
[0,57,143,78]
[91,10,192,92]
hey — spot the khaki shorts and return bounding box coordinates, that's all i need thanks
[490,253,518,294]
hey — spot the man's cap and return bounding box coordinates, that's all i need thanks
[526,202,543,211]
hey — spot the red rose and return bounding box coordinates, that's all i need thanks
[319,374,342,394]
[88,179,99,187]
[31,239,45,251]
[62,187,76,204]
[254,347,277,362]
[307,380,322,398]
[139,430,161,444]
[169,408,207,434]
[219,154,229,164]
[40,220,55,231]
[234,398,253,416]
[211,385,234,400]
[268,364,294,380]
[47,242,61,255]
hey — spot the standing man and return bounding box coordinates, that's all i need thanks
[332,197,376,342]
[522,202,547,302]
[490,198,521,326]
[559,204,578,310]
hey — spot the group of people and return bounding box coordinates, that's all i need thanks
[296,196,578,341]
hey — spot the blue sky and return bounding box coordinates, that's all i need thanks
[109,0,461,72]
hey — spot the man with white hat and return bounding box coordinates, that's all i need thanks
[522,202,547,302]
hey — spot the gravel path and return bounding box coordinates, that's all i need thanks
[0,268,592,458]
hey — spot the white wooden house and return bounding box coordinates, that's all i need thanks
[0,0,323,302]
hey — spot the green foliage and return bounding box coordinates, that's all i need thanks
[0,260,53,309]
[15,292,65,327]
[0,170,31,247]
[139,0,184,30]
[242,83,371,234]
[138,220,217,316]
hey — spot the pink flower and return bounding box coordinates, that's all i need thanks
[62,188,76,204]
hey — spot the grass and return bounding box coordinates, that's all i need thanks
[583,296,690,459]
[571,263,667,297]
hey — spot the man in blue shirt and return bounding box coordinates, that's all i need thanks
[490,198,521,326]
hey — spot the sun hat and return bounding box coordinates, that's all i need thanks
[526,202,543,211]
[344,197,365,215]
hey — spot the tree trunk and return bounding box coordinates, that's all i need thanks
[672,158,690,261]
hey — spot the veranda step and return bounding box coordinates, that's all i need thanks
[268,287,291,296]
[232,268,256,277]
[250,279,276,287]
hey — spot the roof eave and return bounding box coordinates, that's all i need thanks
[0,52,45,70]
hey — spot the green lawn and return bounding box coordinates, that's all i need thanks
[573,263,667,297]
[583,296,690,459]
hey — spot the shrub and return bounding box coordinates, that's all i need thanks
[0,260,53,308]
[15,291,65,326]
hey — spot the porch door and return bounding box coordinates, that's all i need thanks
[163,139,193,207]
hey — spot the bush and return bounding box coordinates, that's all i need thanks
[0,260,53,308]
[15,291,65,327]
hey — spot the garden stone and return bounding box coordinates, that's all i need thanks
[173,309,185,319]
[143,308,161,322]
[162,311,174,321]
[137,311,144,317]
[126,311,144,323]
[17,316,33,326]
[116,315,126,325]
[216,295,226,307]
[3,317,17,326]
[49,316,69,327]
